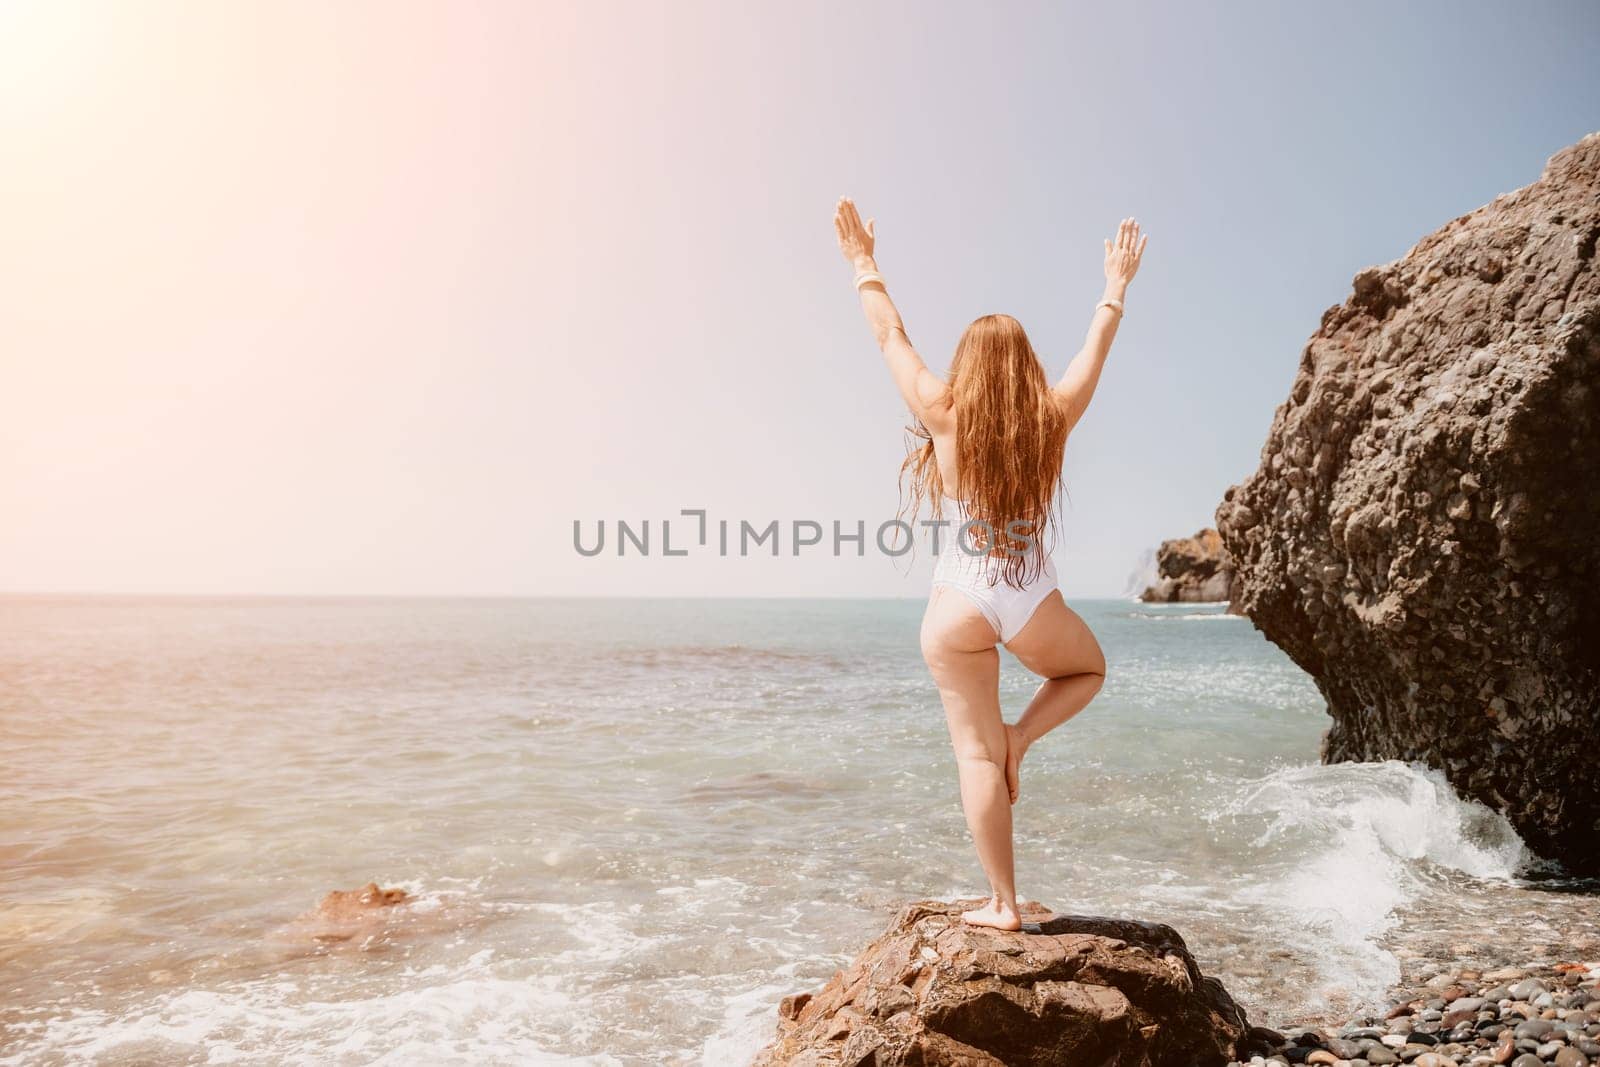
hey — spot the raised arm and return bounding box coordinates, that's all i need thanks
[1054,217,1149,430]
[833,197,950,423]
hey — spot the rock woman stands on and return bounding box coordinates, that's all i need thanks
[832,197,1148,929]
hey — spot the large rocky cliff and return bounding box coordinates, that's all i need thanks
[1217,134,1600,872]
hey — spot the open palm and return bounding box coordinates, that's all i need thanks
[1104,217,1148,286]
[834,197,876,267]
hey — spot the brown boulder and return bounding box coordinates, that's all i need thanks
[314,882,409,918]
[753,900,1249,1067]
[1216,133,1600,871]
[283,882,412,943]
[1139,528,1236,604]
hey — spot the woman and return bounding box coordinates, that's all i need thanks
[833,197,1147,931]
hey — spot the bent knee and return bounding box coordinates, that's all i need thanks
[1086,650,1107,683]
[1085,663,1107,695]
[1079,634,1108,681]
[1057,645,1106,687]
[952,744,1005,767]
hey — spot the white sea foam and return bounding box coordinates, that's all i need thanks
[525,899,667,966]
[1212,760,1525,1015]
[1,973,617,1067]
[699,980,797,1067]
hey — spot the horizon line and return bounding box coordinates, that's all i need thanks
[0,589,1145,603]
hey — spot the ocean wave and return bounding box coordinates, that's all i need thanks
[1208,760,1526,1016]
[0,969,619,1067]
[699,979,800,1067]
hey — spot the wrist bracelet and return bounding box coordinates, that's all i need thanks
[1096,298,1125,314]
[854,271,886,290]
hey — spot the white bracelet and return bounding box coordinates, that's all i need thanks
[854,271,886,290]
[1095,298,1124,314]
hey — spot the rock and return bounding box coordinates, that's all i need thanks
[279,882,412,943]
[753,899,1249,1066]
[1510,980,1549,1002]
[1139,528,1238,604]
[1216,133,1600,872]
[311,881,409,918]
[1252,1025,1290,1047]
[1328,1037,1365,1059]
[1485,970,1528,983]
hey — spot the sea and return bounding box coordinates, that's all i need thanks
[2,595,1595,1065]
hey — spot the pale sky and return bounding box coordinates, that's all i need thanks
[3,1,1597,598]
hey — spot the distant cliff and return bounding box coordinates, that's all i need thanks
[1138,528,1236,604]
[1217,133,1600,873]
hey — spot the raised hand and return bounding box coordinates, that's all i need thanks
[1103,217,1149,288]
[834,196,877,270]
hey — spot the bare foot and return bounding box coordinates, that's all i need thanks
[1003,723,1028,805]
[961,896,1022,931]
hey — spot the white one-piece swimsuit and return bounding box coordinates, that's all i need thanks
[930,500,1059,643]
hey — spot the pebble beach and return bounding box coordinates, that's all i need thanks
[1239,958,1600,1067]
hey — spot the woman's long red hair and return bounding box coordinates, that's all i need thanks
[899,314,1068,588]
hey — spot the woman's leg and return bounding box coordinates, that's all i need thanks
[1001,592,1106,803]
[920,586,1021,930]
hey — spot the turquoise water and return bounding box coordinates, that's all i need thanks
[0,596,1560,1065]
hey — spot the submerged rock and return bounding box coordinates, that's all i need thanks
[312,882,409,919]
[753,899,1249,1066]
[1216,133,1600,871]
[280,882,412,943]
[1139,528,1237,604]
